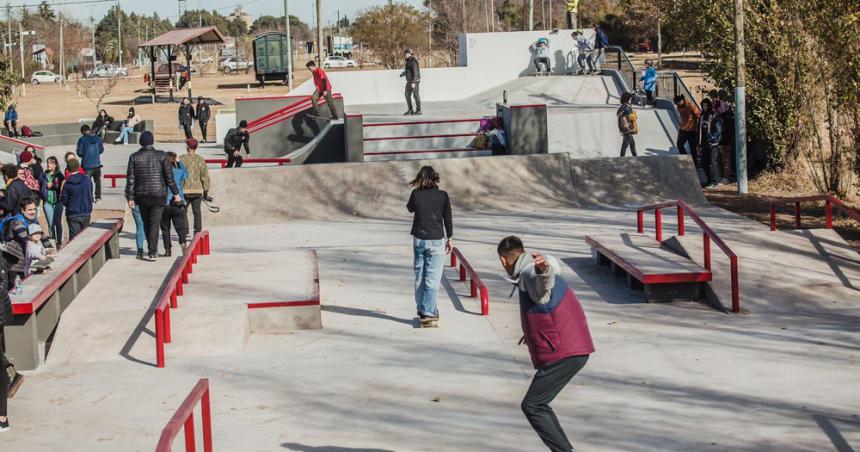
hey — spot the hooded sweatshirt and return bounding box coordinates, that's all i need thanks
[61,172,94,218]
[76,133,104,170]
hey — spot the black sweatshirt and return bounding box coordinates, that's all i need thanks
[407,187,452,240]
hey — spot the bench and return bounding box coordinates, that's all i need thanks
[102,120,155,145]
[586,232,711,303]
[104,173,126,188]
[7,219,123,370]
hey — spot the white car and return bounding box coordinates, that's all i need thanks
[31,70,61,84]
[219,57,253,74]
[86,64,128,78]
[322,56,357,68]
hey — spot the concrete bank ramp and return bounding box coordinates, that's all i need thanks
[205,154,704,226]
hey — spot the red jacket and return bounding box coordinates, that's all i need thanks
[312,67,332,93]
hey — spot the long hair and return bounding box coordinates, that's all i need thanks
[410,166,439,190]
[166,151,178,167]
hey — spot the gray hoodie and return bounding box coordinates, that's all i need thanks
[506,253,562,305]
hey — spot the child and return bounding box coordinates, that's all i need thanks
[27,224,54,274]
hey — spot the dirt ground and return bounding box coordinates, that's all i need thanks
[11,67,314,143]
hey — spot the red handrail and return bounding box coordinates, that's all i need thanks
[637,199,740,313]
[155,378,213,452]
[364,118,483,128]
[449,247,489,315]
[768,194,860,231]
[155,231,211,368]
[247,93,342,134]
[204,158,291,168]
[0,134,45,150]
[246,96,309,127]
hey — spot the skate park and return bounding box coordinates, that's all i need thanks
[1,26,859,452]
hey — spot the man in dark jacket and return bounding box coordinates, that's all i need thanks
[400,49,422,116]
[178,97,195,140]
[76,124,104,203]
[223,120,250,168]
[61,159,93,240]
[1,165,31,217]
[125,131,181,261]
[498,236,594,452]
[592,23,609,73]
[195,96,211,143]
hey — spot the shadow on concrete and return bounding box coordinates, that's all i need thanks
[813,414,859,452]
[281,442,395,452]
[321,304,415,327]
[441,273,481,316]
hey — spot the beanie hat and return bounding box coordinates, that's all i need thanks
[67,158,80,173]
[28,223,43,236]
[139,131,155,147]
[238,120,248,129]
[186,138,199,150]
[18,150,33,164]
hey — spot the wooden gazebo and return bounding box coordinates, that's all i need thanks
[140,26,226,102]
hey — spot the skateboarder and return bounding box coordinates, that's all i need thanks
[497,236,594,452]
[223,120,250,168]
[641,60,657,106]
[617,92,638,156]
[532,38,551,75]
[306,61,339,120]
[571,31,593,75]
[400,49,422,115]
[407,166,453,327]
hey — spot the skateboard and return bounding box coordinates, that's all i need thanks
[419,317,439,328]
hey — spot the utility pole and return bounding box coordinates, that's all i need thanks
[6,2,11,59]
[490,0,495,32]
[549,0,552,29]
[528,0,534,30]
[90,16,96,70]
[117,2,122,67]
[284,0,292,90]
[17,18,24,96]
[657,17,662,68]
[315,0,322,62]
[59,11,64,84]
[428,0,432,68]
[461,0,466,34]
[734,0,748,193]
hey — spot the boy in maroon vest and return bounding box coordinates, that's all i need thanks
[498,236,595,452]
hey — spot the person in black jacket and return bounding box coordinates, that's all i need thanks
[0,253,11,432]
[406,166,452,327]
[223,120,250,168]
[125,131,181,261]
[400,49,422,116]
[91,109,114,138]
[195,96,211,143]
[178,98,195,140]
[1,164,31,218]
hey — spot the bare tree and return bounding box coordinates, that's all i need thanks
[75,74,121,114]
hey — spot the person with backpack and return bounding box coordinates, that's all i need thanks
[496,236,594,452]
[592,23,609,73]
[76,124,104,203]
[400,49,422,116]
[39,156,64,248]
[178,97,195,140]
[195,97,211,143]
[179,138,210,240]
[406,166,453,328]
[160,152,188,257]
[1,165,30,218]
[699,98,724,188]
[114,107,142,145]
[641,60,658,107]
[3,105,18,138]
[61,159,93,240]
[306,61,340,120]
[617,92,638,157]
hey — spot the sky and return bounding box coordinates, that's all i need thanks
[23,0,428,25]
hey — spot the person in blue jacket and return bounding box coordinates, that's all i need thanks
[3,105,18,137]
[75,124,104,203]
[160,152,188,257]
[640,60,658,107]
[592,23,609,73]
[60,159,93,240]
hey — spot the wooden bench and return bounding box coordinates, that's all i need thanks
[7,219,123,370]
[585,232,711,303]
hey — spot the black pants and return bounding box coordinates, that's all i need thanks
[226,152,244,168]
[136,196,165,256]
[185,194,203,236]
[522,355,589,452]
[405,81,421,112]
[620,134,637,156]
[311,90,339,118]
[85,167,102,200]
[66,215,91,241]
[704,143,720,185]
[182,123,193,140]
[0,326,7,418]
[645,89,655,105]
[4,120,17,137]
[534,57,551,73]
[199,122,208,141]
[676,130,698,155]
[161,204,188,251]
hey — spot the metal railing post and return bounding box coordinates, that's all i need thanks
[156,310,165,368]
[183,412,196,452]
[795,202,802,229]
[480,286,489,316]
[164,306,171,343]
[677,205,685,236]
[655,209,663,242]
[459,264,466,281]
[769,204,777,231]
[637,210,644,233]
[703,233,711,271]
[451,253,458,268]
[730,256,740,313]
[201,387,213,452]
[673,75,678,99]
[825,198,833,229]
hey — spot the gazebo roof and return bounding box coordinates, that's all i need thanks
[140,26,226,47]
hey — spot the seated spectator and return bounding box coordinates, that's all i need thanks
[91,109,114,138]
[26,224,53,274]
[160,152,188,257]
[61,159,93,240]
[1,165,30,218]
[1,198,55,284]
[114,107,142,145]
[3,104,18,137]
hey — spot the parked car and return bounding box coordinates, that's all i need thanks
[31,70,61,84]
[322,56,357,69]
[86,64,128,78]
[219,57,252,74]
[197,56,214,65]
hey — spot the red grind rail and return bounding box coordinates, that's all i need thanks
[155,378,213,452]
[363,132,481,142]
[363,118,483,128]
[0,134,45,150]
[768,194,860,231]
[449,247,489,315]
[155,231,211,368]
[247,93,342,134]
[364,148,484,157]
[637,199,741,313]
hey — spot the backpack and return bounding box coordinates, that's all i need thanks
[19,167,40,192]
[21,125,32,137]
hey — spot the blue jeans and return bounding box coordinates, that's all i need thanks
[43,202,63,246]
[413,238,446,318]
[117,126,134,144]
[132,205,145,251]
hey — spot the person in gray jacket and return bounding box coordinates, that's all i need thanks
[400,49,422,116]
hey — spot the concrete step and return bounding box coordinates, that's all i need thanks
[364,149,492,162]
[364,135,477,153]
[165,304,249,358]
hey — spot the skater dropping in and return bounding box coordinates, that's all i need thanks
[532,37,552,75]
[497,236,594,452]
[407,166,453,327]
[400,49,422,115]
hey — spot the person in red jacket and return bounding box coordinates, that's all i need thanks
[498,235,595,452]
[306,61,339,120]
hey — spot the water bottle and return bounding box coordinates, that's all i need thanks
[14,275,22,295]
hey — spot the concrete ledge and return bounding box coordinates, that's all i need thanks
[248,302,322,333]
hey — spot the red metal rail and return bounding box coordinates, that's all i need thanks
[449,247,489,315]
[155,378,213,452]
[364,148,485,157]
[0,134,45,150]
[363,118,483,128]
[768,194,860,231]
[247,93,342,134]
[103,174,126,188]
[363,132,481,142]
[155,231,211,368]
[637,199,740,313]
